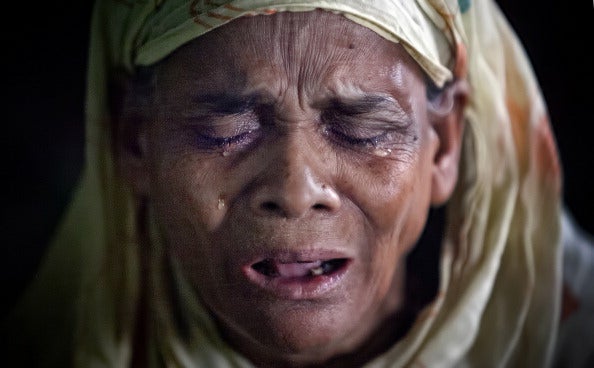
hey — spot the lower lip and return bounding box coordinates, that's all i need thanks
[242,260,352,300]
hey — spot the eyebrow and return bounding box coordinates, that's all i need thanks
[326,95,398,114]
[186,91,409,123]
[189,92,259,114]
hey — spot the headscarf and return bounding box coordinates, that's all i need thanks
[4,0,563,367]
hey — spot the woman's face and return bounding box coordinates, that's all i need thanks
[135,10,450,366]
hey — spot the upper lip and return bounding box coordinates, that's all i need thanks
[242,248,354,269]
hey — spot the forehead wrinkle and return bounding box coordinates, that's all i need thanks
[171,11,421,121]
[292,13,380,110]
[239,11,373,111]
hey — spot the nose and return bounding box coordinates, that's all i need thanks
[248,134,341,219]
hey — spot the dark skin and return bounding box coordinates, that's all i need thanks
[119,10,468,368]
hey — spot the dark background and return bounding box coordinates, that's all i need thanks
[2,1,592,314]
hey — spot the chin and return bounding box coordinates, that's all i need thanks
[212,295,367,363]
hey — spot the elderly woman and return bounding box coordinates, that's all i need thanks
[3,0,593,367]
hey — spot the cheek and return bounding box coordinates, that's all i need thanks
[147,152,249,297]
[151,156,222,231]
[347,146,434,270]
[358,157,433,304]
[147,148,238,276]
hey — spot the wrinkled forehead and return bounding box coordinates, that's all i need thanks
[173,10,391,55]
[122,1,457,87]
[156,10,425,96]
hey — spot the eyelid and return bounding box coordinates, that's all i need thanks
[323,111,411,134]
[321,110,412,153]
[191,123,262,152]
[181,108,262,152]
[181,108,261,130]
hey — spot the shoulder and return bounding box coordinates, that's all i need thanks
[554,210,594,368]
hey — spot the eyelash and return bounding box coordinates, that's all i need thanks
[187,111,406,155]
[188,110,262,152]
[324,126,387,148]
[195,129,260,150]
[321,115,407,154]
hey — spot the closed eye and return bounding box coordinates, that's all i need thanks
[185,110,262,152]
[195,128,260,150]
[324,125,388,148]
[321,109,410,153]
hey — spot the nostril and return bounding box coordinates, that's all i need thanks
[251,178,341,217]
[261,201,281,213]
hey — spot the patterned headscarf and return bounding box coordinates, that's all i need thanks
[5,0,563,367]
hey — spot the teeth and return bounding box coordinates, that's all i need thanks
[310,266,324,276]
[253,258,346,278]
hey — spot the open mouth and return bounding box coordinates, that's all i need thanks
[251,258,349,278]
[244,255,352,299]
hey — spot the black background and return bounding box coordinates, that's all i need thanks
[2,1,592,314]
